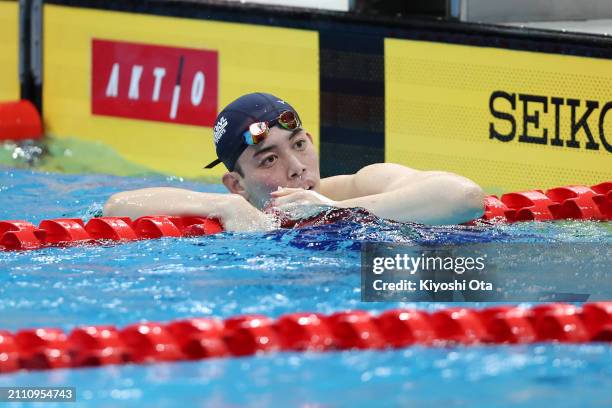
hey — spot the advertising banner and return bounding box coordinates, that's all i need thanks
[0,0,19,102]
[385,39,612,192]
[44,5,319,178]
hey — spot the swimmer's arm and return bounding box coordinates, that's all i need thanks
[103,187,273,232]
[331,163,484,225]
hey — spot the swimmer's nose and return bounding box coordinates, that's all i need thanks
[287,155,306,180]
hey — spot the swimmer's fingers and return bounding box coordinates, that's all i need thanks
[272,190,338,208]
[271,190,310,206]
[270,187,304,197]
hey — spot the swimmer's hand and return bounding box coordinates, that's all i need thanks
[269,187,339,218]
[219,194,278,232]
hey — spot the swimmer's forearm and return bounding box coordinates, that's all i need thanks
[102,187,273,232]
[335,174,484,225]
[103,187,226,219]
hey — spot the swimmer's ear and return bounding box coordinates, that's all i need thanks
[222,171,248,198]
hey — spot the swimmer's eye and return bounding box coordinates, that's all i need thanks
[260,155,277,167]
[294,139,307,150]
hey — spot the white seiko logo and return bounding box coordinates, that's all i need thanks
[213,116,228,144]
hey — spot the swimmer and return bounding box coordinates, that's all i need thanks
[103,93,485,231]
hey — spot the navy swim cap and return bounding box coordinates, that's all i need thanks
[204,93,301,171]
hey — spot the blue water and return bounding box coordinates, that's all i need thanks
[1,166,611,407]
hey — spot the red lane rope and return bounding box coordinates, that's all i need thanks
[0,216,223,251]
[0,303,610,374]
[0,181,610,251]
[482,182,611,222]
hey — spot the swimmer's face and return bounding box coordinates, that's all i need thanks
[222,127,320,209]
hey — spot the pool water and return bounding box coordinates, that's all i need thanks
[0,166,611,407]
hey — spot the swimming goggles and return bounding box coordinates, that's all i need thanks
[243,110,301,145]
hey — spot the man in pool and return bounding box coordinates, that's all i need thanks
[103,93,485,231]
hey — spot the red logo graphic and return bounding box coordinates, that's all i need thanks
[91,39,218,127]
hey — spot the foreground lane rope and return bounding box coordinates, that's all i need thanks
[0,303,610,374]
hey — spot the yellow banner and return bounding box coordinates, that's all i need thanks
[0,0,19,101]
[385,39,612,193]
[44,5,319,178]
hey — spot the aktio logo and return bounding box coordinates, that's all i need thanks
[92,39,218,127]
